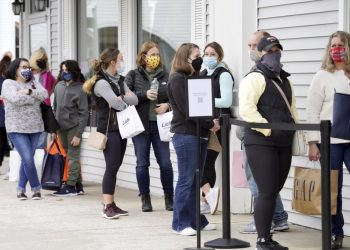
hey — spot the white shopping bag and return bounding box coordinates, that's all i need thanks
[156,111,174,142]
[8,149,45,182]
[117,105,145,139]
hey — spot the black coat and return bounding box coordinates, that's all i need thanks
[124,67,170,132]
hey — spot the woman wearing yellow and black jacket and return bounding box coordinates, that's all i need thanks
[239,36,298,250]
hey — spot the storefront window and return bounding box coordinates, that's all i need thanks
[77,0,119,78]
[139,0,191,72]
[77,0,119,126]
[29,23,47,54]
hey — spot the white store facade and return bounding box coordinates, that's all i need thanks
[17,0,350,235]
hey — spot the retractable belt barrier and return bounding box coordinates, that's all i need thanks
[204,114,331,250]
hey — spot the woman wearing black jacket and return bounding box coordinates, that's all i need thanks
[125,41,174,212]
[168,43,220,236]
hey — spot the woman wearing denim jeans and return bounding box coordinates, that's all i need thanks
[125,41,174,212]
[307,31,350,250]
[168,43,220,236]
[2,58,48,200]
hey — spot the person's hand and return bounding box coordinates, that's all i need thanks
[154,103,168,114]
[210,119,220,132]
[308,143,320,161]
[147,90,157,101]
[71,136,81,147]
[18,89,30,95]
[125,90,134,97]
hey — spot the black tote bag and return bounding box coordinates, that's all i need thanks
[41,139,65,190]
[332,92,350,140]
[41,103,60,133]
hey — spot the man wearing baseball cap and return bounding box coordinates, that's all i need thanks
[238,35,299,250]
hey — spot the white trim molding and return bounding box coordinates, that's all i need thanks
[339,0,350,32]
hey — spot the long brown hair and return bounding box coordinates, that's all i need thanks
[169,43,199,78]
[136,41,163,69]
[83,48,120,94]
[321,31,350,73]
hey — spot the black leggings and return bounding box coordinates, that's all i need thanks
[0,127,8,165]
[245,144,292,239]
[102,131,127,195]
[201,130,221,188]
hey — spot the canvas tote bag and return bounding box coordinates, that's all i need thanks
[87,109,111,150]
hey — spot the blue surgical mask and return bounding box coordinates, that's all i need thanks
[62,71,72,82]
[117,61,125,74]
[261,51,282,74]
[203,56,218,69]
[20,68,32,81]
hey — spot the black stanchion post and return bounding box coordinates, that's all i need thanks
[184,120,213,250]
[320,120,331,250]
[204,114,250,249]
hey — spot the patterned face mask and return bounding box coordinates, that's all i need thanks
[329,47,346,62]
[145,55,160,70]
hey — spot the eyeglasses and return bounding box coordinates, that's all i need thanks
[19,66,32,70]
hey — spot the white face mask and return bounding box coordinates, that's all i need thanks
[117,61,125,74]
[248,49,260,63]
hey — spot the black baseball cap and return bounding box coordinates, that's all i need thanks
[257,36,283,52]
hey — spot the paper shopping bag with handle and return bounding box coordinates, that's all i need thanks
[292,166,338,215]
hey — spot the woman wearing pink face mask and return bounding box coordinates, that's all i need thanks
[306,30,350,250]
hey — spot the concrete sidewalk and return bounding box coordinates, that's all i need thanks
[0,160,348,250]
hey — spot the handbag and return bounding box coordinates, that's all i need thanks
[332,92,350,140]
[272,80,307,156]
[87,109,110,150]
[41,136,66,190]
[156,110,174,142]
[117,105,145,139]
[207,131,222,152]
[41,102,60,133]
[231,151,249,188]
[292,165,338,215]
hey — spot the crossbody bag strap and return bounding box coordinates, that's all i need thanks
[271,79,295,121]
[105,108,111,139]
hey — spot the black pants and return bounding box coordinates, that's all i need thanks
[102,131,127,195]
[201,130,221,188]
[0,127,8,166]
[245,144,292,239]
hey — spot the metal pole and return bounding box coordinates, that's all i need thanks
[320,120,331,250]
[205,115,250,248]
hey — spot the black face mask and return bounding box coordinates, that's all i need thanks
[191,57,203,72]
[36,59,47,70]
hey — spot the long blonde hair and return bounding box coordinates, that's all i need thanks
[83,48,120,94]
[321,30,350,73]
[29,48,49,71]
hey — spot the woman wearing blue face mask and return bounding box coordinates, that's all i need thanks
[200,42,234,215]
[53,60,89,196]
[2,58,48,200]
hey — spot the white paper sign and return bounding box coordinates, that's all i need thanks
[187,78,213,118]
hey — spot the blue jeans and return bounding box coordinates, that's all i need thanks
[8,132,41,193]
[132,121,173,195]
[242,143,288,223]
[172,133,209,231]
[36,132,48,149]
[330,143,350,237]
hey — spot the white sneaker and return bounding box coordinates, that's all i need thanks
[173,227,197,236]
[205,187,220,215]
[200,201,211,214]
[203,223,217,231]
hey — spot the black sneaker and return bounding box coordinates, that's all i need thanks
[17,192,28,200]
[256,236,288,250]
[32,192,41,200]
[112,202,129,216]
[53,185,77,196]
[76,183,85,195]
[101,203,120,220]
[332,235,343,249]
